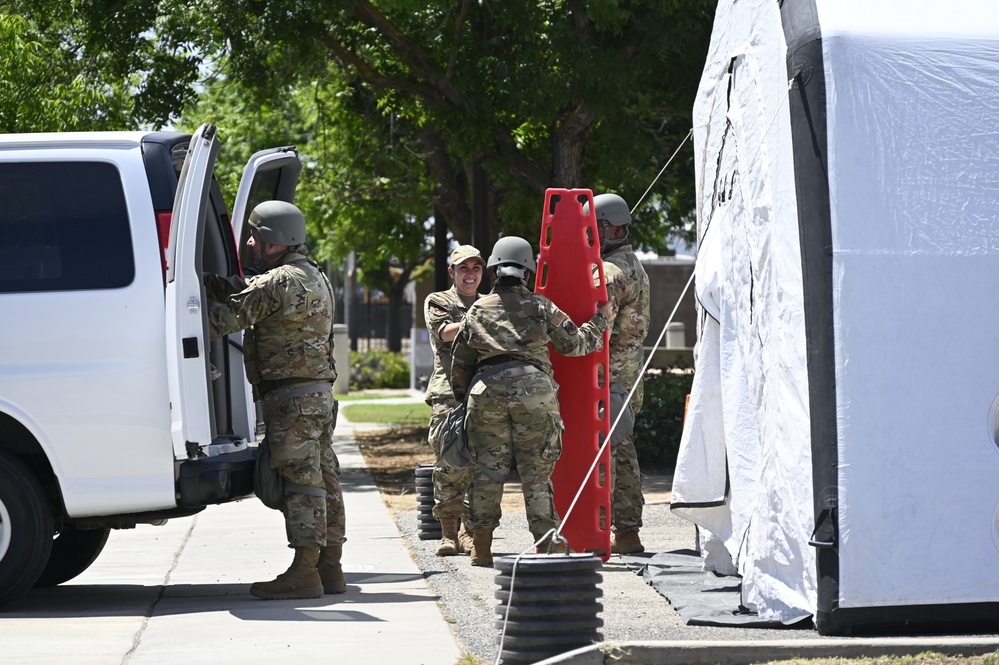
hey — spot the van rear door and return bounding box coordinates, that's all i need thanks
[230,146,302,271]
[224,147,302,441]
[165,124,218,459]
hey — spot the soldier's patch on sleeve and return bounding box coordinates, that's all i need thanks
[470,380,487,396]
[551,309,578,335]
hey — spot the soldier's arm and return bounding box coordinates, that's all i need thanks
[546,300,611,357]
[439,322,462,343]
[601,261,625,339]
[204,273,247,303]
[425,292,461,346]
[207,272,284,340]
[450,323,477,401]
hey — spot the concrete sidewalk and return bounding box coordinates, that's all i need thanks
[0,414,461,665]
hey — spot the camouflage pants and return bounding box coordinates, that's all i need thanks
[465,372,564,541]
[428,399,473,520]
[263,388,346,549]
[611,432,644,533]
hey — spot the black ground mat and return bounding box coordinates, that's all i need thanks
[620,550,811,628]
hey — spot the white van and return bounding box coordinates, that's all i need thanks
[0,124,300,608]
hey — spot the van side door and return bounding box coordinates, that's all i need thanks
[165,124,219,459]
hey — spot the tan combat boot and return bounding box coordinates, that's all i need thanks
[436,517,460,556]
[470,530,493,567]
[611,530,645,555]
[250,546,323,599]
[456,518,474,554]
[318,543,347,594]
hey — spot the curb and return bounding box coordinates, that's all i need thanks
[535,638,999,665]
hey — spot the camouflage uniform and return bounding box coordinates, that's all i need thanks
[206,249,345,550]
[451,282,609,542]
[602,243,651,534]
[424,285,478,520]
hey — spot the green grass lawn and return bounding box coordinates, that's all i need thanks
[339,401,430,425]
[335,391,410,402]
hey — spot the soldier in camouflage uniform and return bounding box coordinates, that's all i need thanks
[423,244,484,556]
[451,236,613,566]
[587,193,651,555]
[205,200,346,600]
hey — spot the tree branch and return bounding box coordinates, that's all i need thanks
[445,0,474,80]
[312,32,437,100]
[491,131,549,196]
[351,0,465,106]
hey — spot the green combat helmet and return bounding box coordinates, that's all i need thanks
[248,200,306,247]
[487,236,535,279]
[588,193,632,226]
[584,193,632,252]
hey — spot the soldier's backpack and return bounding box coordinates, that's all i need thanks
[607,383,636,449]
[438,402,473,471]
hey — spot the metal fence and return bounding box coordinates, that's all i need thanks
[339,298,413,353]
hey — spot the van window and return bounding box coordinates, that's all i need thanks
[245,167,284,212]
[0,162,135,293]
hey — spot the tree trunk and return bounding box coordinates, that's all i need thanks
[551,105,595,188]
[419,127,472,244]
[385,271,410,353]
[433,207,449,292]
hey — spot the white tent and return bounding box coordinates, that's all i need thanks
[675,0,999,634]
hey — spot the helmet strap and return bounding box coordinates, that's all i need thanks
[600,236,628,254]
[601,228,628,254]
[261,244,292,270]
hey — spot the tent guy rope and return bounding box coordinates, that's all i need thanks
[497,76,795,657]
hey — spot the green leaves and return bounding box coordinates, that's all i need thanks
[0,12,135,132]
[634,367,695,471]
[5,0,718,272]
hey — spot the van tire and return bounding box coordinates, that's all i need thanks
[34,525,111,588]
[0,452,54,609]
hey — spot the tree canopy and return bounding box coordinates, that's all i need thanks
[0,11,135,132]
[6,0,716,256]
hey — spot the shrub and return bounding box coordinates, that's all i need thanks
[349,349,410,390]
[633,368,694,472]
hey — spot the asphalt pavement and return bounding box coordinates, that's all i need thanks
[2,390,998,665]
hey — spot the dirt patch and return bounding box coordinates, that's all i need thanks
[354,425,672,514]
[353,424,528,513]
[354,425,434,512]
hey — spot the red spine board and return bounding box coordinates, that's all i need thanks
[534,188,611,560]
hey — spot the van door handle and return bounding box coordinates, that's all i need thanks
[182,337,200,358]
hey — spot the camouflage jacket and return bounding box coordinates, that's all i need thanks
[423,285,479,405]
[602,243,650,411]
[206,250,336,385]
[451,282,608,401]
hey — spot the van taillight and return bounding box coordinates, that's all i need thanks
[222,213,245,277]
[156,211,172,286]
